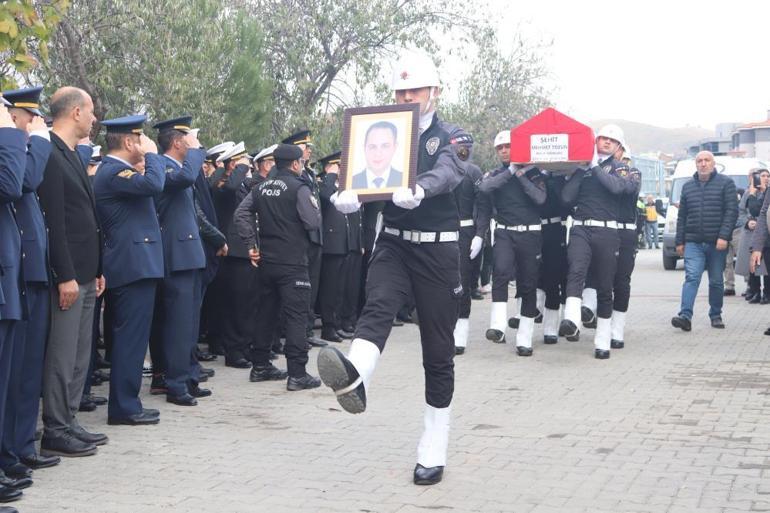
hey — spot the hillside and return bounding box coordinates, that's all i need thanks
[590,119,714,155]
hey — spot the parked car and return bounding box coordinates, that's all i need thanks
[662,156,766,270]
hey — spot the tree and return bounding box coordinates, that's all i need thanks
[34,0,272,148]
[443,30,552,171]
[0,0,69,89]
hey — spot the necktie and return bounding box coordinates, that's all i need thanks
[373,177,384,189]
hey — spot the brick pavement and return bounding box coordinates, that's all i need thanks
[19,249,770,513]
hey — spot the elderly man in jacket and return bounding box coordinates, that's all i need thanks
[672,151,738,331]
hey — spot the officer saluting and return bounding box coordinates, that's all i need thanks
[92,115,164,425]
[559,125,635,359]
[233,144,322,390]
[149,116,210,405]
[318,53,472,486]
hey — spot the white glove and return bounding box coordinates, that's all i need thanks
[469,235,484,259]
[508,163,520,176]
[331,189,361,214]
[392,185,425,210]
[590,145,600,168]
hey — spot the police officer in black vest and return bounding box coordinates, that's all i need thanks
[559,124,634,359]
[317,53,472,486]
[478,154,546,356]
[233,144,322,390]
[281,131,327,348]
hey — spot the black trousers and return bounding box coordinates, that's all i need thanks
[491,229,542,317]
[566,225,619,319]
[458,228,482,318]
[612,229,638,312]
[340,251,362,328]
[220,257,260,359]
[251,263,310,377]
[319,253,347,330]
[539,224,568,310]
[306,244,323,334]
[354,234,460,408]
[202,265,227,344]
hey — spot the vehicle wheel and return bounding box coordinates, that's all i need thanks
[663,254,677,270]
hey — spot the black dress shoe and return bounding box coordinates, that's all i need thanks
[321,330,343,343]
[20,453,60,470]
[0,485,21,503]
[40,432,97,458]
[336,329,354,339]
[93,369,110,382]
[200,367,215,378]
[78,399,96,412]
[485,329,505,343]
[558,320,580,341]
[287,374,322,391]
[710,316,725,329]
[723,288,736,296]
[594,349,610,359]
[454,346,465,355]
[749,294,761,304]
[84,394,107,406]
[413,463,443,485]
[516,346,533,357]
[150,374,168,395]
[3,464,31,481]
[471,289,484,300]
[0,504,19,512]
[166,393,198,406]
[196,349,218,362]
[581,306,596,328]
[765,327,770,336]
[70,425,108,446]
[508,317,519,329]
[543,335,558,345]
[392,318,404,327]
[225,357,252,369]
[0,476,31,491]
[671,316,692,332]
[250,364,288,382]
[534,311,543,324]
[189,383,212,398]
[108,411,160,426]
[306,336,328,348]
[317,346,366,413]
[142,408,160,416]
[610,339,624,349]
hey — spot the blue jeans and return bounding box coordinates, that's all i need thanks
[644,221,659,248]
[678,242,727,320]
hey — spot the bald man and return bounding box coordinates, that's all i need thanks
[38,87,108,458]
[671,151,738,331]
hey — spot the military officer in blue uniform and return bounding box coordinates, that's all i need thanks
[93,115,165,425]
[0,97,29,503]
[149,116,210,406]
[0,87,60,477]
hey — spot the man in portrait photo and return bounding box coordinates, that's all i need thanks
[351,120,403,189]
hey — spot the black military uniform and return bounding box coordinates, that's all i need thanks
[233,144,322,390]
[281,131,326,348]
[477,164,546,355]
[610,167,642,348]
[538,174,570,344]
[451,162,483,354]
[558,156,633,358]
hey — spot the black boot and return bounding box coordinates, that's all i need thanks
[413,464,443,485]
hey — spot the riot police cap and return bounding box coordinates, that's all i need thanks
[273,143,303,161]
[153,115,193,134]
[281,130,311,146]
[101,114,147,134]
[1,85,44,116]
[596,124,626,150]
[391,53,441,91]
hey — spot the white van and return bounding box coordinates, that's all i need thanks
[662,156,767,270]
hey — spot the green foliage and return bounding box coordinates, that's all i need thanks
[34,0,272,148]
[0,0,68,89]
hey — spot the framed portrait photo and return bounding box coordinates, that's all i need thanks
[339,103,420,202]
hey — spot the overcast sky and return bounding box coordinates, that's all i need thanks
[487,0,770,130]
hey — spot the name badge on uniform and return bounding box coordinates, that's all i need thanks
[426,137,440,156]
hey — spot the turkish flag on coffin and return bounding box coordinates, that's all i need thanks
[509,107,595,172]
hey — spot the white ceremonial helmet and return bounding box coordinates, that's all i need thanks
[494,130,511,148]
[391,52,441,91]
[596,124,626,150]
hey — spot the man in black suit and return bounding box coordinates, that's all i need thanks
[37,87,107,458]
[351,121,403,190]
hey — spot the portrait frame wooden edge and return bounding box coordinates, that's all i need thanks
[338,103,420,202]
